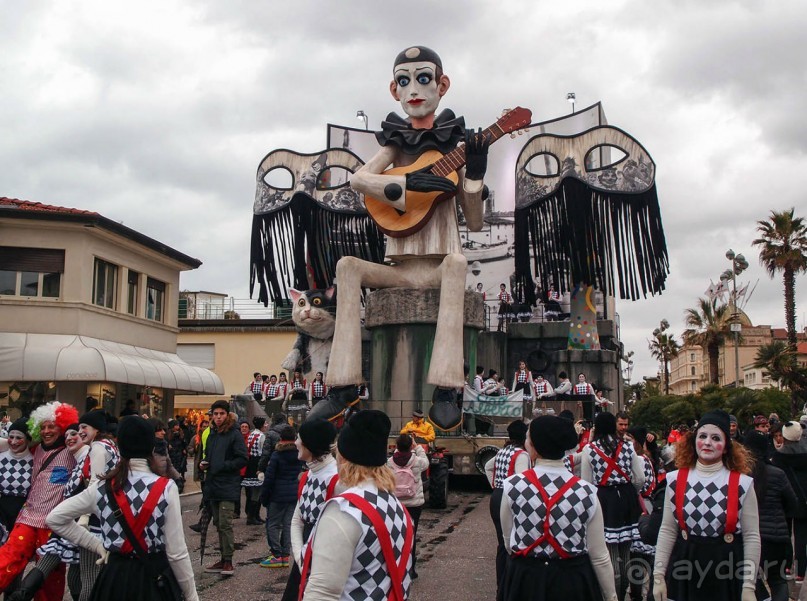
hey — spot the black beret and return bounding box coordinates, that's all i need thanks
[697,410,731,441]
[9,417,30,439]
[117,416,156,459]
[338,410,391,467]
[529,416,578,460]
[299,419,337,458]
[506,420,528,443]
[79,410,107,433]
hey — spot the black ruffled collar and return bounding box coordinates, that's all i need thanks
[375,109,465,155]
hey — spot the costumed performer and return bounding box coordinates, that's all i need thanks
[0,418,34,544]
[300,410,413,600]
[0,401,78,601]
[500,415,617,601]
[47,415,199,601]
[652,410,759,601]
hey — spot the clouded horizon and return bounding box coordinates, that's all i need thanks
[3,0,806,384]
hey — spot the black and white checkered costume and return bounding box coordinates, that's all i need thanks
[492,445,527,489]
[667,468,752,538]
[317,486,413,601]
[586,440,636,487]
[513,370,532,400]
[574,382,594,395]
[265,383,280,398]
[502,467,598,558]
[311,381,326,399]
[95,472,172,553]
[298,461,339,560]
[534,380,551,396]
[0,449,33,498]
[37,448,91,564]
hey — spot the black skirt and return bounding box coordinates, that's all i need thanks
[597,482,641,544]
[501,553,602,601]
[666,533,744,601]
[90,551,181,601]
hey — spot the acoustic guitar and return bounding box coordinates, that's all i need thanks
[364,107,532,238]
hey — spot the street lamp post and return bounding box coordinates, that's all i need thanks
[356,110,369,131]
[721,249,749,387]
[566,92,576,114]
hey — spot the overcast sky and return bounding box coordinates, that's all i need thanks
[3,0,806,383]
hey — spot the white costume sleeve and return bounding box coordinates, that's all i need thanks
[586,502,618,601]
[302,503,362,601]
[484,456,495,488]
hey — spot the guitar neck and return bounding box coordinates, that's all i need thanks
[431,122,507,178]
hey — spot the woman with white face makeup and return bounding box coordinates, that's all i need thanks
[11,423,88,601]
[74,410,120,601]
[0,418,33,543]
[652,410,760,601]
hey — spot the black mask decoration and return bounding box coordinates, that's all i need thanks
[513,125,668,303]
[250,148,385,305]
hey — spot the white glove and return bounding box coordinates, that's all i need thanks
[652,576,666,601]
[95,547,110,565]
[741,589,756,601]
[257,472,265,482]
[78,514,90,529]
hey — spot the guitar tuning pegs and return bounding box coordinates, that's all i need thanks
[510,133,517,139]
[517,130,523,136]
[502,108,511,116]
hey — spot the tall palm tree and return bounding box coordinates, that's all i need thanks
[753,208,807,349]
[648,319,681,395]
[753,208,807,412]
[683,298,732,385]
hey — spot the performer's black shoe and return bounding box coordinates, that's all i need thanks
[307,385,359,422]
[429,387,462,431]
[8,568,45,601]
[189,522,203,533]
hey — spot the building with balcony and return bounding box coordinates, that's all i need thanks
[668,343,705,395]
[0,197,223,419]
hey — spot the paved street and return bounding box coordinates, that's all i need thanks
[181,476,497,600]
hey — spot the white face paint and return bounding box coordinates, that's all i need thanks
[392,62,443,120]
[7,431,27,453]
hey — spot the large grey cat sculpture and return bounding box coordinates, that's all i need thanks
[281,287,336,384]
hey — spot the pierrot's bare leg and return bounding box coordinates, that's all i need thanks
[327,256,401,386]
[427,253,468,387]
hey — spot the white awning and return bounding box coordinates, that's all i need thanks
[0,333,224,394]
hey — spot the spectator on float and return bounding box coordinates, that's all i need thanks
[553,372,572,396]
[400,410,435,444]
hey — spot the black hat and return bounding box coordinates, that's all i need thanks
[9,417,30,439]
[64,422,79,434]
[117,416,156,459]
[211,400,230,413]
[394,46,443,70]
[412,409,424,418]
[627,426,648,446]
[743,430,768,459]
[337,410,391,467]
[506,420,528,444]
[697,410,731,441]
[79,409,107,433]
[529,416,578,460]
[299,418,337,458]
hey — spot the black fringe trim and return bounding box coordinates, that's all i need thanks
[250,192,386,305]
[514,178,668,304]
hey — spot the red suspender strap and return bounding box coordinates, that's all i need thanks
[299,537,315,601]
[81,455,91,481]
[508,450,525,478]
[675,468,689,533]
[112,477,170,554]
[325,474,339,500]
[297,471,309,500]
[516,471,579,559]
[591,442,630,486]
[725,471,741,535]
[568,455,575,473]
[340,493,413,601]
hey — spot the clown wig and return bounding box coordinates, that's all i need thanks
[26,401,79,443]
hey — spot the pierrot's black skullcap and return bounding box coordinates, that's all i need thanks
[394,46,442,70]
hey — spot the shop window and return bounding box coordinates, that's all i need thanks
[146,277,166,322]
[127,270,139,315]
[0,247,64,298]
[93,258,118,309]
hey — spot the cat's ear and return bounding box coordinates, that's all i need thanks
[325,287,336,301]
[289,288,302,304]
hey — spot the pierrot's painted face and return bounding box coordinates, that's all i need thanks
[695,424,726,464]
[390,61,449,121]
